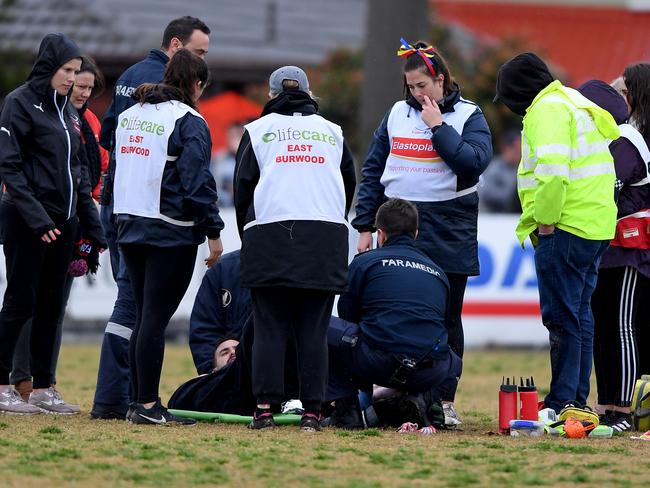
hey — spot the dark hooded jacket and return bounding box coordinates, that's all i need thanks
[234,90,356,291]
[494,53,555,116]
[0,33,104,245]
[338,234,450,358]
[115,85,223,247]
[578,80,650,278]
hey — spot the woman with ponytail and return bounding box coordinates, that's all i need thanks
[352,39,492,427]
[113,48,223,425]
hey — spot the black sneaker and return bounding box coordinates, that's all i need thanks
[321,396,365,430]
[598,410,614,425]
[249,409,276,430]
[90,403,129,420]
[130,400,196,426]
[602,411,633,432]
[300,412,322,432]
[126,403,136,423]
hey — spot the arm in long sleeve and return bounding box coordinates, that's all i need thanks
[610,138,648,185]
[351,111,391,232]
[233,130,260,239]
[75,147,106,247]
[431,108,493,181]
[527,106,573,225]
[340,140,357,217]
[174,114,223,239]
[0,98,55,235]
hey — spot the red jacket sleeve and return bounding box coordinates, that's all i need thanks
[84,109,109,201]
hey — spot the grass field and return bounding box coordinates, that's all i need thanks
[1,345,649,488]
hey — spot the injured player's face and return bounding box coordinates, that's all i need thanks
[213,340,239,372]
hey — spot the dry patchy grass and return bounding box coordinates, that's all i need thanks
[0,346,648,487]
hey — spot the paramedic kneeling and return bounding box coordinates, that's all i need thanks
[325,198,462,427]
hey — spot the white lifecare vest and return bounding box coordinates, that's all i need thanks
[244,112,345,230]
[381,99,477,202]
[113,100,204,226]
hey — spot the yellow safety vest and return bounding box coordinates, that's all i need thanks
[517,80,619,246]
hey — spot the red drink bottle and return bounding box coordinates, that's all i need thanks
[519,376,539,421]
[499,376,518,434]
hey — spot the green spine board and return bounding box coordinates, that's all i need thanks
[168,409,301,425]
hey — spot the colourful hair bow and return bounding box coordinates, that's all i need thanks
[397,37,437,78]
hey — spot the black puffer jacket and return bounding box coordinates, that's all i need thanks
[234,91,356,291]
[0,33,104,245]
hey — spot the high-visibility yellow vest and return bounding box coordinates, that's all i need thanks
[517,80,619,245]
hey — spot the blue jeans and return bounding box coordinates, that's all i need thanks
[92,204,136,409]
[535,228,609,412]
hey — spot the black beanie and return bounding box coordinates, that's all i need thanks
[494,52,555,116]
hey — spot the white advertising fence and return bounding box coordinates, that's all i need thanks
[464,214,547,346]
[0,210,548,346]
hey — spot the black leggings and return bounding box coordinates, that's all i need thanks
[250,287,334,412]
[593,266,650,407]
[0,203,76,387]
[445,273,468,358]
[441,273,468,402]
[121,243,197,404]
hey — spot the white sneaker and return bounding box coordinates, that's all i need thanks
[29,387,80,415]
[443,402,462,427]
[0,388,41,415]
[281,399,304,415]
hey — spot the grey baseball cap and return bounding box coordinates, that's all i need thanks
[269,65,310,93]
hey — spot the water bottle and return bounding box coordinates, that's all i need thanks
[499,376,517,434]
[519,376,538,421]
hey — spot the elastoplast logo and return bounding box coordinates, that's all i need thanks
[261,127,336,146]
[120,116,165,136]
[390,137,440,163]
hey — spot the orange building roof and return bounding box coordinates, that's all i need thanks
[434,0,650,85]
